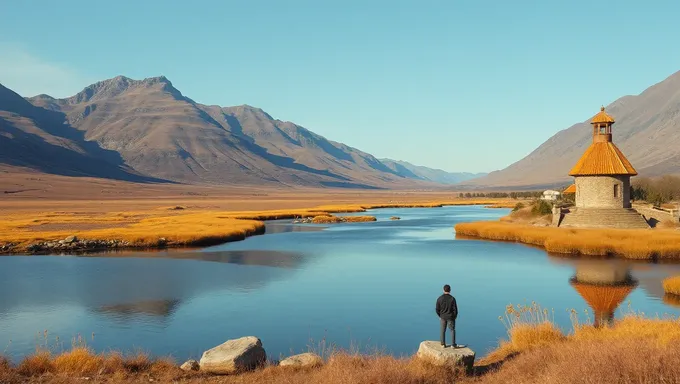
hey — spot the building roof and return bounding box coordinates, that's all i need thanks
[591,106,615,124]
[570,281,635,314]
[563,184,576,194]
[569,142,638,176]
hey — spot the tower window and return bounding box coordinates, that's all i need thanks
[614,184,619,198]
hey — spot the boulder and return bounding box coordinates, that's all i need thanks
[199,336,266,374]
[390,216,401,220]
[416,341,475,373]
[64,235,78,244]
[279,353,323,368]
[180,359,200,371]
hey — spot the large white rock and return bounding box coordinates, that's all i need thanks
[199,336,266,374]
[279,352,323,368]
[416,341,475,372]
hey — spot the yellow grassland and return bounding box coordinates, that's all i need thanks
[455,221,680,260]
[663,276,680,296]
[0,199,514,252]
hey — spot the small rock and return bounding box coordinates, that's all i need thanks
[199,336,266,374]
[416,341,475,373]
[64,235,78,244]
[390,216,401,220]
[279,353,323,368]
[180,359,200,371]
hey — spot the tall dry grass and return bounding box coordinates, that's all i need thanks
[455,221,680,260]
[1,199,514,253]
[663,276,680,296]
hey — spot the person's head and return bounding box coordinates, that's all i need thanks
[443,284,451,293]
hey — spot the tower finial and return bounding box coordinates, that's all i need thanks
[600,106,605,112]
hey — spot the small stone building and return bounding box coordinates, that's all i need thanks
[555,107,649,228]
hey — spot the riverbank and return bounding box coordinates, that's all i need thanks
[455,221,680,260]
[0,199,515,255]
[2,309,679,384]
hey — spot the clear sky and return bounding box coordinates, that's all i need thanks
[1,0,679,173]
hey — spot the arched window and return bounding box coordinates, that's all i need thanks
[614,184,619,198]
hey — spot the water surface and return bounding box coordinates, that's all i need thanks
[1,206,679,361]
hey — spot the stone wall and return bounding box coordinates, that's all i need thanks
[635,205,679,227]
[575,175,630,209]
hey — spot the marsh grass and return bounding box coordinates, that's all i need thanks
[6,306,680,383]
[1,199,514,253]
[663,276,680,296]
[455,221,680,259]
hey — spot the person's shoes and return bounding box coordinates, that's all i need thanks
[440,343,447,348]
[453,344,467,349]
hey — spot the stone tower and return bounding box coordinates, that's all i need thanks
[557,107,649,228]
[570,107,636,209]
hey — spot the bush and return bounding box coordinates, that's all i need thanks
[512,203,525,212]
[531,201,553,216]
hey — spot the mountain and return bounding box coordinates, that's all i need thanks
[6,75,436,188]
[0,83,160,182]
[464,70,680,188]
[379,159,486,184]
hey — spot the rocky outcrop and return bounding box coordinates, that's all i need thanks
[199,336,266,374]
[25,237,133,253]
[416,341,475,373]
[279,353,323,368]
[180,359,199,371]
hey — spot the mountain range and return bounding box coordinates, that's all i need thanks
[1,76,469,189]
[465,70,680,188]
[379,159,486,184]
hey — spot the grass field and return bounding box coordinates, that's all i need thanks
[0,186,516,253]
[664,276,680,296]
[455,221,680,260]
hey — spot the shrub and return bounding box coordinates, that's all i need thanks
[512,202,525,212]
[531,200,553,216]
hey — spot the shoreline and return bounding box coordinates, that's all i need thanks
[455,220,680,261]
[0,200,513,256]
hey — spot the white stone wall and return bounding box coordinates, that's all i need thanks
[575,175,631,209]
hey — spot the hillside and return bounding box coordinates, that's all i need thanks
[464,70,680,188]
[0,84,158,182]
[0,75,441,189]
[380,158,486,184]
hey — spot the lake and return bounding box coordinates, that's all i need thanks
[1,205,680,362]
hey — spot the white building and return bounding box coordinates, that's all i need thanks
[541,190,561,201]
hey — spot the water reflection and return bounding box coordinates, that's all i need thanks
[568,259,637,327]
[96,299,181,319]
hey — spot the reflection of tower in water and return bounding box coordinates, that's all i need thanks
[569,260,637,327]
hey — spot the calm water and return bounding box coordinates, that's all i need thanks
[1,205,680,361]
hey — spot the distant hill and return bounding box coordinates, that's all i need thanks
[0,75,459,189]
[380,159,486,184]
[464,70,680,188]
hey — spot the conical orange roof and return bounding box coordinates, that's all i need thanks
[570,281,635,314]
[569,142,638,176]
[591,106,615,124]
[563,184,576,194]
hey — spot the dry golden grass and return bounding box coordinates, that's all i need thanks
[5,304,680,384]
[455,221,680,260]
[663,276,680,296]
[1,198,514,253]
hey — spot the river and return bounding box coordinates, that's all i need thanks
[1,205,679,361]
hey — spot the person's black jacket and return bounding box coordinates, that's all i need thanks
[436,294,458,320]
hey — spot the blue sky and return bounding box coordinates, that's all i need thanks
[1,0,679,173]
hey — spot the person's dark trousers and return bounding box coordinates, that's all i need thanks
[440,318,455,346]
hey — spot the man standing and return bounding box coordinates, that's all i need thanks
[436,284,462,348]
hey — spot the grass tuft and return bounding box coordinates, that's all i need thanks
[663,276,680,296]
[16,350,53,376]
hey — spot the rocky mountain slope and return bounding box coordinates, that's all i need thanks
[380,159,486,184]
[1,75,436,188]
[464,70,680,188]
